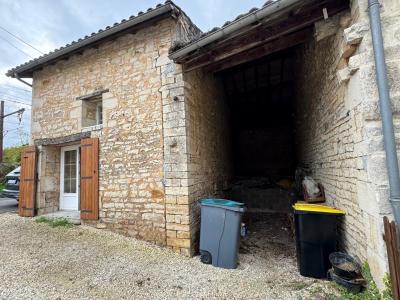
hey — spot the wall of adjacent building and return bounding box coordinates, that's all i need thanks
[347,0,400,287]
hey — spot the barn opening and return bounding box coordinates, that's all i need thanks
[177,0,351,258]
[220,47,299,256]
[184,46,301,256]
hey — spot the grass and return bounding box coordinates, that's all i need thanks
[286,281,311,291]
[0,183,4,192]
[35,216,73,228]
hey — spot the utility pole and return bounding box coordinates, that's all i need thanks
[0,101,3,163]
[0,100,25,162]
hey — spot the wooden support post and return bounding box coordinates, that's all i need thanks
[383,216,400,300]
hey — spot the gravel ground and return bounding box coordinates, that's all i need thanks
[0,213,339,300]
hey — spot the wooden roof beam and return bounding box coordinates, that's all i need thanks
[200,27,312,74]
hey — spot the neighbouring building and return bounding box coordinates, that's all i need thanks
[7,0,400,286]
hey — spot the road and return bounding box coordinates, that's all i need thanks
[0,197,18,213]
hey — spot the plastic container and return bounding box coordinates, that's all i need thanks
[293,203,345,278]
[199,199,246,269]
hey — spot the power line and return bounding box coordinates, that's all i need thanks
[0,25,44,54]
[0,98,32,107]
[0,94,32,103]
[0,84,31,93]
[0,92,31,100]
[0,35,34,59]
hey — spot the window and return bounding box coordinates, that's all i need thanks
[82,97,103,128]
[96,101,103,125]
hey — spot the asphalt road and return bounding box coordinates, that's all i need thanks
[0,197,18,214]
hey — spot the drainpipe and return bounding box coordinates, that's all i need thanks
[368,0,400,223]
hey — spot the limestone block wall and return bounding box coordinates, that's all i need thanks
[344,0,400,286]
[296,0,400,286]
[158,14,202,255]
[31,18,179,246]
[295,31,367,261]
[184,69,233,252]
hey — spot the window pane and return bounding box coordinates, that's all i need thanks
[63,150,77,193]
[97,103,103,125]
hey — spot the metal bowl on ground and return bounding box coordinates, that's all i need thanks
[329,252,361,280]
[327,269,365,294]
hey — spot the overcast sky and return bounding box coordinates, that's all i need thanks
[0,0,265,148]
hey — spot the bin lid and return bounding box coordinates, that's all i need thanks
[293,203,345,214]
[200,199,245,208]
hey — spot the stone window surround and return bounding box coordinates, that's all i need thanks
[77,89,108,130]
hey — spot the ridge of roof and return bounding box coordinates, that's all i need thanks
[6,1,186,78]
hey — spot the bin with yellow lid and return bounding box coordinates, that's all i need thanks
[293,202,345,279]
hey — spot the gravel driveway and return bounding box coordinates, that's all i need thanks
[0,213,338,300]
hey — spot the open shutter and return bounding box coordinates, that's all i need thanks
[19,145,37,217]
[80,138,99,220]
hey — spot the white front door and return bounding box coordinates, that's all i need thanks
[60,145,80,211]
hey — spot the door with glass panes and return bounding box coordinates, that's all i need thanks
[60,145,79,210]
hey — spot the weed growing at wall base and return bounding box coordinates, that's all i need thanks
[331,263,392,300]
[35,217,73,228]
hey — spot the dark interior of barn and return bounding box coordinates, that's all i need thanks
[217,47,299,215]
[208,46,302,257]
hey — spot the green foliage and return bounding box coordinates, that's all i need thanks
[382,273,393,300]
[35,217,73,228]
[332,263,392,300]
[3,145,24,164]
[0,182,4,191]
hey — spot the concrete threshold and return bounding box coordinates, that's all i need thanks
[42,210,81,225]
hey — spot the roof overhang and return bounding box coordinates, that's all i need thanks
[6,2,178,78]
[170,0,349,73]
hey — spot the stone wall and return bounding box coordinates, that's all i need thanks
[31,17,180,246]
[184,69,233,251]
[295,31,368,262]
[36,145,61,215]
[296,0,400,286]
[345,0,400,286]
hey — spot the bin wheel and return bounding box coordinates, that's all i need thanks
[200,251,212,264]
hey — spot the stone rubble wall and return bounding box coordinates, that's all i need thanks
[36,145,61,214]
[31,17,180,246]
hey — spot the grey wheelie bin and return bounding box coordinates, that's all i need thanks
[199,199,246,269]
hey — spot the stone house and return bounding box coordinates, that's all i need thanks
[7,0,400,285]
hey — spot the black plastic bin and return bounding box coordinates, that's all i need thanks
[293,203,345,278]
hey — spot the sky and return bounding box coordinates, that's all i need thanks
[0,0,266,148]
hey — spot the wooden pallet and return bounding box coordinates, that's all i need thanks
[383,216,400,300]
